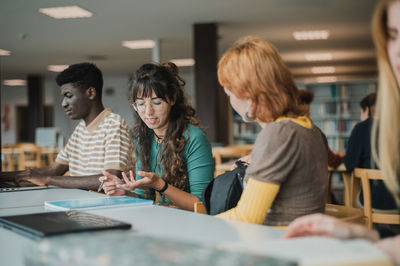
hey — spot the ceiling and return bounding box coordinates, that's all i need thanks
[0,0,379,82]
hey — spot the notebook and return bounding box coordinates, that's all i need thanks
[45,196,153,211]
[0,211,132,240]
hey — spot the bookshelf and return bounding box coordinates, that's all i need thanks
[232,111,261,144]
[231,80,377,149]
[302,80,377,153]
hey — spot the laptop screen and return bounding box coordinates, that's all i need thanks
[0,211,132,240]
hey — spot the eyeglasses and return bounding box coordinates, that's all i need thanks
[132,99,165,112]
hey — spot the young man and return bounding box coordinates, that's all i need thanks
[1,63,132,190]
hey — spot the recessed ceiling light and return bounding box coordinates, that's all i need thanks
[170,58,195,67]
[305,53,332,61]
[47,65,69,72]
[39,6,93,19]
[311,66,336,74]
[0,49,11,56]
[293,30,330,40]
[3,79,27,86]
[316,76,338,83]
[122,40,155,50]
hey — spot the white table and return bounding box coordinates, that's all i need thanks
[0,187,106,209]
[0,188,392,266]
[0,188,282,266]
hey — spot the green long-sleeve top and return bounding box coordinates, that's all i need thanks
[134,124,214,204]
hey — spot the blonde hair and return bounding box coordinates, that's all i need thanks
[217,36,306,123]
[371,0,400,203]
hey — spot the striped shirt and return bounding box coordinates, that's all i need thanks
[56,108,133,176]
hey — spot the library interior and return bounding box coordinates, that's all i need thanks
[1,0,400,265]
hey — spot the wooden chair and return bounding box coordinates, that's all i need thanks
[324,203,365,224]
[1,147,16,171]
[351,168,400,229]
[212,145,253,165]
[40,147,59,166]
[212,145,253,176]
[327,164,352,206]
[194,202,207,214]
[15,143,42,170]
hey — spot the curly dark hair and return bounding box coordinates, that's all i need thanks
[130,62,200,192]
[56,62,103,98]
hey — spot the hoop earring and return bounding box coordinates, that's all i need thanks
[244,111,256,122]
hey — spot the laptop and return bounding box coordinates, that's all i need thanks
[0,181,52,192]
[0,211,132,240]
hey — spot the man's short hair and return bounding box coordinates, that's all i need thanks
[56,62,103,98]
[360,92,377,111]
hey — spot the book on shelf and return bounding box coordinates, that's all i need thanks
[330,84,337,98]
[45,196,153,211]
[338,84,349,98]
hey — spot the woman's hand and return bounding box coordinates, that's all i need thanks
[230,154,251,170]
[99,171,126,196]
[283,213,379,242]
[376,235,400,264]
[117,170,165,191]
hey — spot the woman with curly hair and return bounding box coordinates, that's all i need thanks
[100,62,214,211]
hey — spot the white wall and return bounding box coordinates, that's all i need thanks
[102,75,133,129]
[1,86,27,145]
[1,83,54,145]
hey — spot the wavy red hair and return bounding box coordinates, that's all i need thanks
[218,36,306,122]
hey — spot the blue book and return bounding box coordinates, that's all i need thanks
[45,196,153,211]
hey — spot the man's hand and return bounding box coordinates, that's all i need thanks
[15,169,49,186]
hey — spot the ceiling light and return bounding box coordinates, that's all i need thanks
[311,66,336,74]
[170,58,195,67]
[316,76,338,83]
[3,79,27,86]
[293,30,330,40]
[305,53,332,61]
[0,49,11,56]
[38,6,93,19]
[47,65,69,72]
[122,40,155,50]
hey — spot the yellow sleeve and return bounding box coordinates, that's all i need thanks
[216,178,280,224]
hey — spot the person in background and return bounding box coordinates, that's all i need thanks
[100,62,214,211]
[0,62,132,190]
[284,1,400,264]
[344,92,397,215]
[216,36,328,226]
[344,92,377,172]
[360,92,377,122]
[298,89,344,169]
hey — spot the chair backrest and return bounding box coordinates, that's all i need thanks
[212,145,253,176]
[324,203,365,224]
[15,143,42,170]
[1,147,16,171]
[212,145,253,165]
[39,147,59,166]
[193,202,207,214]
[352,168,400,229]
